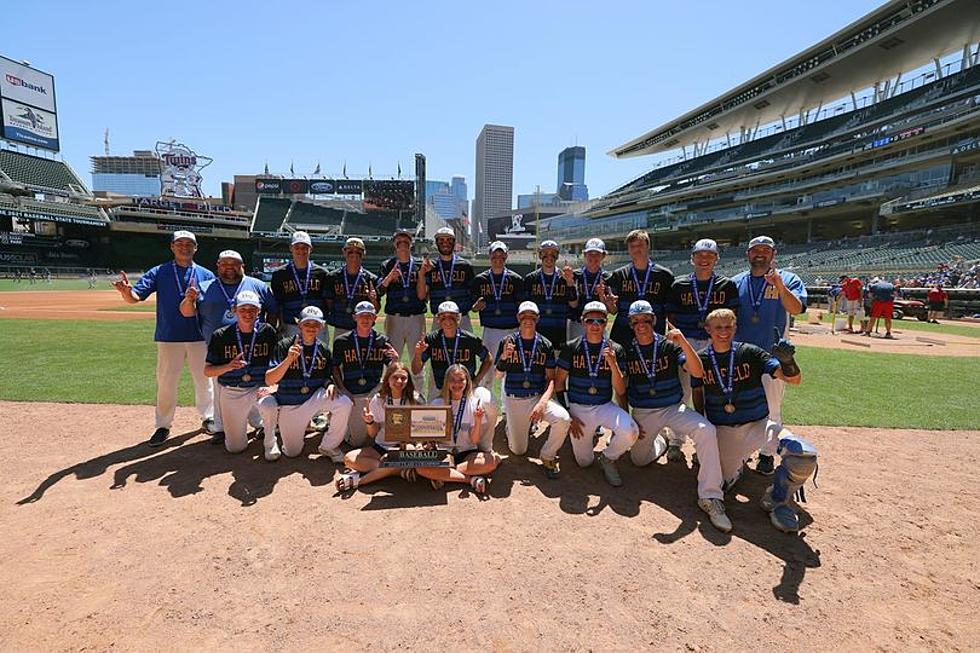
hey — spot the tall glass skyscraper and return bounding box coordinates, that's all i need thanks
[557,146,588,202]
[474,124,514,249]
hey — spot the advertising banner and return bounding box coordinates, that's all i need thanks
[1,98,58,150]
[0,56,56,113]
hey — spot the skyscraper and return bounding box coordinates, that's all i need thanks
[557,146,588,202]
[474,124,514,249]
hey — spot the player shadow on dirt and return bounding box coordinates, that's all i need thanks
[107,430,338,506]
[16,428,204,505]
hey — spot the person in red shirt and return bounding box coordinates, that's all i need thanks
[839,275,864,333]
[927,284,948,324]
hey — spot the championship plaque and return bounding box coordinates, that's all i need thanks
[379,405,452,468]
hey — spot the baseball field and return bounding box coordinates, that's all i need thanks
[2,284,978,651]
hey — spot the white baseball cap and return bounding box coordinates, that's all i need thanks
[748,235,775,250]
[437,300,460,315]
[234,290,262,308]
[218,249,243,262]
[291,231,312,247]
[518,300,540,316]
[172,230,196,244]
[353,300,376,316]
[692,238,719,255]
[584,238,606,253]
[582,300,608,316]
[344,237,366,251]
[628,300,654,317]
[297,306,325,324]
[434,226,456,239]
[489,241,508,254]
[539,240,559,251]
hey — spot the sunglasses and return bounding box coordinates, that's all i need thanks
[584,317,607,326]
[630,318,654,326]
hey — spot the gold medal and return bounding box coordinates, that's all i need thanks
[724,402,736,414]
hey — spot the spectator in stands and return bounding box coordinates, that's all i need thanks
[868,277,897,339]
[840,274,864,333]
[926,284,949,324]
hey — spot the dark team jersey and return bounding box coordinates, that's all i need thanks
[556,336,627,406]
[472,268,524,329]
[693,342,779,426]
[324,266,379,330]
[420,328,489,390]
[378,256,426,316]
[666,274,740,341]
[269,335,334,406]
[524,268,575,346]
[569,267,611,322]
[270,263,328,326]
[206,322,278,388]
[494,332,557,398]
[623,336,686,409]
[423,255,476,314]
[607,261,673,343]
[331,329,392,395]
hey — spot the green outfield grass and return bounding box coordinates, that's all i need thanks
[0,279,100,292]
[97,304,157,312]
[0,318,973,429]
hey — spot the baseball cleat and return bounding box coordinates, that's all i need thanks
[317,447,346,463]
[336,471,360,491]
[755,453,775,475]
[769,504,800,533]
[541,457,560,480]
[698,498,733,533]
[469,475,489,495]
[264,442,281,462]
[666,444,686,464]
[310,415,329,432]
[209,431,225,446]
[201,418,217,435]
[148,428,170,447]
[597,452,623,487]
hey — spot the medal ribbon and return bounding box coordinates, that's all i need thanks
[707,344,737,405]
[747,275,768,315]
[343,267,364,307]
[352,331,376,375]
[437,255,456,289]
[631,260,653,297]
[441,330,461,366]
[539,269,558,303]
[581,267,602,300]
[517,334,540,379]
[451,397,467,446]
[488,269,507,307]
[399,258,414,292]
[235,324,258,368]
[299,339,320,381]
[217,278,244,311]
[691,273,716,323]
[632,337,660,389]
[173,262,195,296]
[290,262,312,300]
[582,338,605,380]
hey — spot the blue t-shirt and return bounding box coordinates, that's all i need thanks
[494,332,557,398]
[870,282,895,301]
[624,336,686,410]
[132,261,215,342]
[197,275,278,340]
[731,270,807,353]
[694,342,780,426]
[556,337,627,406]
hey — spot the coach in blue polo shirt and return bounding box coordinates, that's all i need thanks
[112,230,216,446]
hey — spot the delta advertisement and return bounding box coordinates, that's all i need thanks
[1,97,59,151]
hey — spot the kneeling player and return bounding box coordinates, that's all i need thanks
[623,300,731,532]
[494,301,571,479]
[204,291,278,456]
[694,308,818,533]
[258,307,354,462]
[555,301,639,487]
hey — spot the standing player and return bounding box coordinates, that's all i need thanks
[524,240,578,351]
[325,237,380,341]
[840,274,864,333]
[665,238,739,463]
[605,229,673,345]
[331,301,399,447]
[554,301,639,487]
[416,226,477,332]
[377,228,426,389]
[927,283,948,324]
[567,238,611,343]
[111,230,215,446]
[693,309,818,533]
[731,235,806,475]
[411,301,497,451]
[258,306,354,461]
[203,291,278,457]
[494,301,571,479]
[271,231,328,337]
[471,240,524,393]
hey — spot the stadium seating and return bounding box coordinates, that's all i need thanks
[0,150,89,196]
[251,197,291,233]
[287,202,344,231]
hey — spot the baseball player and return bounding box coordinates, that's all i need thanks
[416,226,477,332]
[271,231,328,337]
[471,240,524,394]
[325,237,380,341]
[411,300,497,451]
[567,237,611,343]
[494,301,571,479]
[692,309,818,533]
[203,291,278,456]
[335,362,426,492]
[258,306,354,461]
[377,228,426,389]
[623,300,731,532]
[554,301,639,487]
[418,364,500,495]
[180,249,277,444]
[664,238,739,463]
[605,229,673,345]
[730,235,807,475]
[524,240,578,350]
[111,230,215,446]
[331,301,399,447]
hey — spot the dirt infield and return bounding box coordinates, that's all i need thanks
[0,289,155,320]
[789,323,980,357]
[3,402,977,651]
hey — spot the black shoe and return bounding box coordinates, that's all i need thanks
[201,418,216,434]
[755,453,775,475]
[251,427,264,441]
[209,431,225,445]
[148,428,170,447]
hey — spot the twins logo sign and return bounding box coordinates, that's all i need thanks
[155,140,212,198]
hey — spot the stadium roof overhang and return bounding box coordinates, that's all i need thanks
[611,0,980,158]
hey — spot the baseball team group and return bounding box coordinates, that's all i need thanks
[111,226,818,535]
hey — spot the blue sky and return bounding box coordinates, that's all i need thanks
[7,0,882,201]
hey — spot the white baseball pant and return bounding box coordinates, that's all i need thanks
[384,313,426,387]
[346,384,381,447]
[568,402,639,467]
[716,419,781,486]
[632,404,723,500]
[257,388,354,458]
[212,377,261,433]
[216,385,264,454]
[759,375,785,455]
[502,395,571,460]
[478,327,510,411]
[155,341,213,430]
